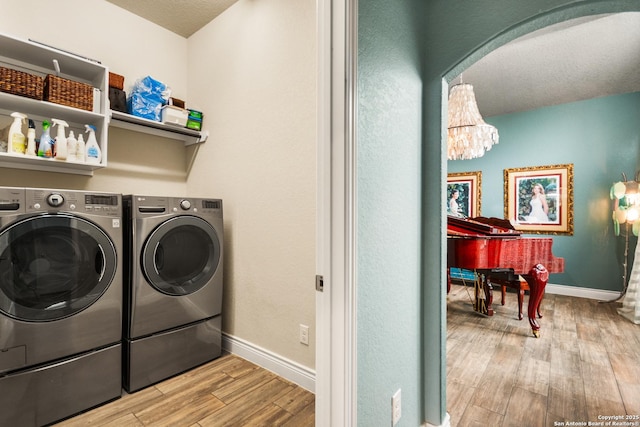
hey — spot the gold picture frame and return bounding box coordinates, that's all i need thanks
[503,164,574,235]
[447,171,482,218]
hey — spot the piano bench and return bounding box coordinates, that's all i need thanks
[489,275,542,321]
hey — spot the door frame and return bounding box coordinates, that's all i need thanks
[315,0,357,425]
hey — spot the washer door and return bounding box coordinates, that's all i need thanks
[141,216,221,296]
[0,214,117,322]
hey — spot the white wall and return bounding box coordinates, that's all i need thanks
[0,0,317,371]
[0,0,189,195]
[187,0,317,369]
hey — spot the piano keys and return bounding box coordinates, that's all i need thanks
[447,215,565,337]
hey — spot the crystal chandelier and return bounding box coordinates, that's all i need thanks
[447,83,499,160]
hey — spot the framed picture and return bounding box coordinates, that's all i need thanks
[447,171,481,218]
[503,164,574,235]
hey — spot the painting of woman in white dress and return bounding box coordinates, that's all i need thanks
[447,188,463,217]
[447,171,482,218]
[528,183,549,222]
[516,177,558,224]
[504,164,573,235]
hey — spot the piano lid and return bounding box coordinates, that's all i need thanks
[447,215,522,238]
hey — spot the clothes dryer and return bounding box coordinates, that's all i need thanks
[123,195,223,392]
[0,187,123,426]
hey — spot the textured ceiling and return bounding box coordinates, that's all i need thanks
[105,0,239,38]
[460,12,640,117]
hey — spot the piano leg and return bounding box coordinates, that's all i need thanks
[474,271,494,316]
[524,264,549,338]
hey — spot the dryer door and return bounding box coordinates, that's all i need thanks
[0,214,117,321]
[141,216,221,296]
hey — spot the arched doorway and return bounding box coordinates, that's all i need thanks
[437,5,640,427]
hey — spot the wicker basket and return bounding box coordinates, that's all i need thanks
[44,74,93,111]
[170,97,185,109]
[0,66,44,100]
[109,72,124,90]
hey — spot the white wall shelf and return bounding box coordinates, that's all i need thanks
[0,31,204,176]
[0,152,101,176]
[109,110,207,146]
[0,31,109,176]
[0,92,107,176]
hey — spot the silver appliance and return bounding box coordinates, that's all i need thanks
[123,195,223,392]
[0,187,123,426]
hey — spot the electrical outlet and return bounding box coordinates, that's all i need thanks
[299,324,309,345]
[392,388,401,425]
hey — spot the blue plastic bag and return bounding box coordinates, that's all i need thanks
[127,76,170,121]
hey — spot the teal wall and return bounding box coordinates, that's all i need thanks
[357,0,424,425]
[448,92,640,291]
[356,1,640,426]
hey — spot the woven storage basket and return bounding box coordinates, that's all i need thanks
[0,66,44,100]
[44,74,93,111]
[109,72,124,90]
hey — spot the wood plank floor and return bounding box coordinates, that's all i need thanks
[54,283,640,427]
[447,283,640,427]
[55,354,314,427]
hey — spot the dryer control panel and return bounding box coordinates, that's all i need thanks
[130,195,222,218]
[170,198,222,216]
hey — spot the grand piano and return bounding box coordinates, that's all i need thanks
[447,215,565,337]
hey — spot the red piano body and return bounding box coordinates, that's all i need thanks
[447,215,565,337]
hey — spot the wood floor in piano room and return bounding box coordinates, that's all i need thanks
[447,283,640,427]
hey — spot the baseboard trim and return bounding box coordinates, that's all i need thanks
[423,413,451,427]
[222,333,315,393]
[545,283,620,301]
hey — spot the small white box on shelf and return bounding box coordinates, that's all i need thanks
[161,105,188,127]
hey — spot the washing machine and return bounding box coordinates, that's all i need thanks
[0,187,123,426]
[123,195,223,392]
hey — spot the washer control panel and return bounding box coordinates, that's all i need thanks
[24,188,121,216]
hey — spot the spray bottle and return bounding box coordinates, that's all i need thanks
[66,131,78,162]
[84,124,101,164]
[38,120,54,158]
[52,119,69,160]
[7,112,27,155]
[76,133,86,163]
[26,119,37,156]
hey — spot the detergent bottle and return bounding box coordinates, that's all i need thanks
[52,119,69,160]
[66,131,78,162]
[7,112,27,155]
[26,119,37,156]
[76,133,86,163]
[38,120,54,158]
[84,124,101,164]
